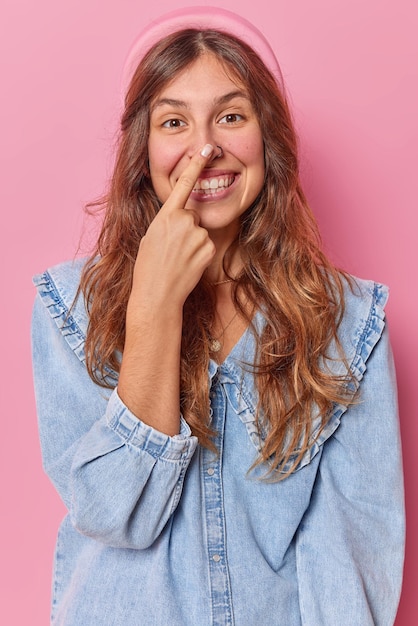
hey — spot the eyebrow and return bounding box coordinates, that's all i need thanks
[152,90,249,111]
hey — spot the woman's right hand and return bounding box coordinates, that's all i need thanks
[129,144,217,313]
[118,145,218,434]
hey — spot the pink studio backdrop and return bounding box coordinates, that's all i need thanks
[1,0,416,623]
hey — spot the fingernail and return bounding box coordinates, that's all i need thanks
[200,144,214,157]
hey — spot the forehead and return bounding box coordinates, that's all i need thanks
[152,53,248,105]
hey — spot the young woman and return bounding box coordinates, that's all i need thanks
[32,8,404,625]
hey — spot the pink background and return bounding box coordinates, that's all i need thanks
[1,1,416,623]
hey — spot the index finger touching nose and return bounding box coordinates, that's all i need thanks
[168,144,216,209]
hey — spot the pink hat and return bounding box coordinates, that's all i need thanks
[121,6,282,97]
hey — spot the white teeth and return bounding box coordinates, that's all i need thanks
[193,175,234,193]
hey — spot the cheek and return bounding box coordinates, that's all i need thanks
[148,147,183,204]
[148,137,185,186]
[248,137,265,166]
[233,132,264,167]
[148,147,174,178]
[240,133,265,200]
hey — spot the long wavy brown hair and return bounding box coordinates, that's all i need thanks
[80,28,354,478]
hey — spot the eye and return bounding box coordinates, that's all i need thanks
[162,119,186,128]
[218,113,244,124]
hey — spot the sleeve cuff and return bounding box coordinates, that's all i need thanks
[106,389,198,462]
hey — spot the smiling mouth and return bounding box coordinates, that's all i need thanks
[192,174,236,195]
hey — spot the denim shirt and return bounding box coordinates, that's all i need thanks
[31,259,404,626]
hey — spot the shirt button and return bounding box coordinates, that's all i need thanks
[210,391,216,399]
[212,554,221,562]
[207,468,215,476]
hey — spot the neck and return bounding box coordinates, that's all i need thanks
[204,239,242,285]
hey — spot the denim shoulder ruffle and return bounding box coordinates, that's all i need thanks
[33,258,90,366]
[337,277,388,386]
[222,276,388,473]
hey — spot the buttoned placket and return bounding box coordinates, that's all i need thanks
[202,367,234,626]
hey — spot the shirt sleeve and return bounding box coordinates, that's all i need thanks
[295,324,405,625]
[31,293,198,550]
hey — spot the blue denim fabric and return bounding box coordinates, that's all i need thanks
[31,259,404,625]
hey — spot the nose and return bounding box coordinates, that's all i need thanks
[213,145,223,159]
[202,145,223,162]
[187,127,223,161]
